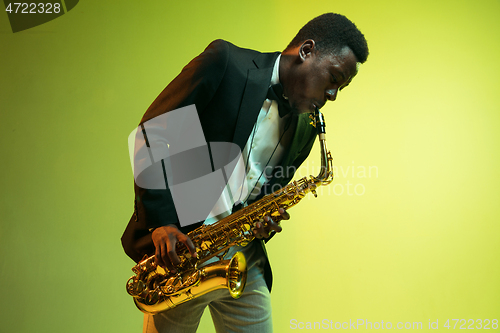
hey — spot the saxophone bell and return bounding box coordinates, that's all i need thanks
[128,251,247,314]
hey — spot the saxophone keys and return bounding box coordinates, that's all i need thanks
[126,277,145,296]
[145,289,162,305]
[309,114,317,127]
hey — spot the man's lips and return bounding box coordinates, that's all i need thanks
[313,101,325,111]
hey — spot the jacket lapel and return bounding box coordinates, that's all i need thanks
[273,113,317,186]
[230,51,317,188]
[232,52,280,151]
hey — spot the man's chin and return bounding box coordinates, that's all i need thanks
[290,101,314,114]
[295,104,315,114]
[295,109,311,115]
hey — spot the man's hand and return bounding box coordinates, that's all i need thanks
[151,225,197,273]
[252,208,290,239]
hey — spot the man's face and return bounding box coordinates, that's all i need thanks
[284,43,359,114]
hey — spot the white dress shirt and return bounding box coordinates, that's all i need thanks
[204,54,293,224]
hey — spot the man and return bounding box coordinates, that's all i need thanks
[122,13,368,333]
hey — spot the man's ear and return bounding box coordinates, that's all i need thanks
[299,39,316,62]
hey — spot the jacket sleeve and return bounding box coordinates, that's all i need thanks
[134,39,230,231]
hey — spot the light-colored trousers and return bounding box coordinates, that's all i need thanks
[143,241,273,333]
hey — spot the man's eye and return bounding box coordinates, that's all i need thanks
[330,74,337,84]
[340,79,352,91]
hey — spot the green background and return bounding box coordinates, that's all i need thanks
[0,0,499,332]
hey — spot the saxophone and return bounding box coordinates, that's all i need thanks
[126,107,334,314]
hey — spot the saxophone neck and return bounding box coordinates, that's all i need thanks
[312,107,334,185]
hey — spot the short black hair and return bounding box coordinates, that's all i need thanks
[285,13,369,63]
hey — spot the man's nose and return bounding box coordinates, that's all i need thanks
[326,88,338,101]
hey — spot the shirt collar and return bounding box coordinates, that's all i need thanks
[270,54,281,86]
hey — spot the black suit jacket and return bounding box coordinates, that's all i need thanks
[121,39,317,291]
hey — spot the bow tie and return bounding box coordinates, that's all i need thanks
[267,83,293,118]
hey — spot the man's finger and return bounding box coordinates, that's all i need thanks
[166,236,180,272]
[156,242,175,273]
[155,244,165,267]
[178,234,198,258]
[160,242,176,273]
[278,208,290,220]
[253,228,264,238]
[252,220,264,238]
[265,216,282,233]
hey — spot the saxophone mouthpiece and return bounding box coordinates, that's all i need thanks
[314,106,326,135]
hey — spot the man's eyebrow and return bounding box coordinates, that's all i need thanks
[339,77,353,90]
[339,82,350,90]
